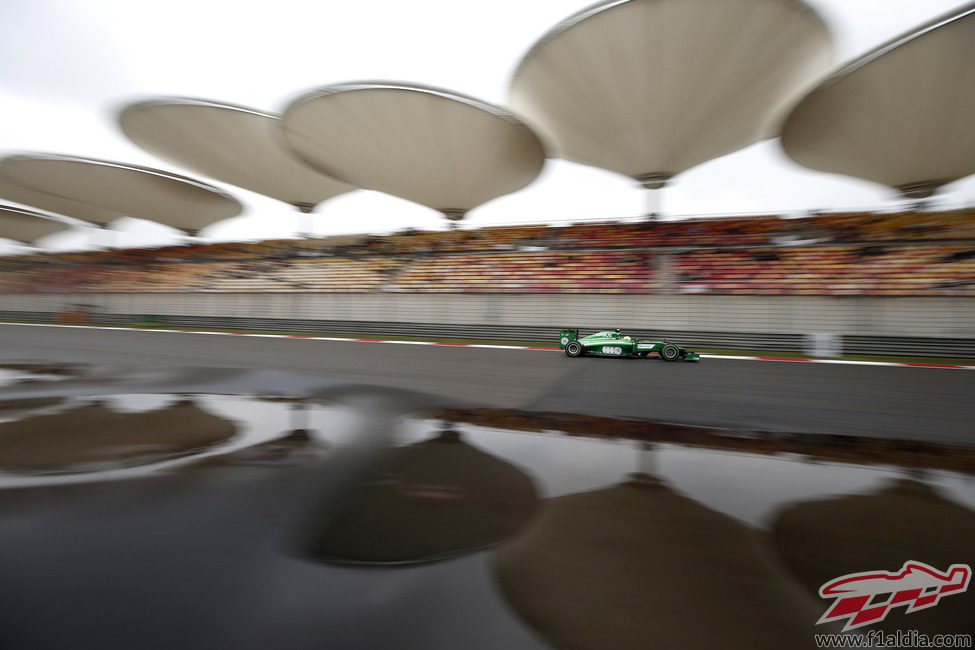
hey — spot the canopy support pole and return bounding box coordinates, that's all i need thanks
[645,188,661,220]
[636,173,671,220]
[293,203,316,238]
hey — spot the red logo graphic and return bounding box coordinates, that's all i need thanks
[817,561,971,631]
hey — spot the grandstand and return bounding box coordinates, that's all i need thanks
[1,210,973,298]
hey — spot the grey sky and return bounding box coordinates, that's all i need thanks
[1,0,973,253]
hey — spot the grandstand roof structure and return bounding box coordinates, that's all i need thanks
[0,153,242,235]
[280,82,547,221]
[507,0,834,190]
[781,2,975,200]
[0,204,70,243]
[0,174,120,229]
[118,98,355,213]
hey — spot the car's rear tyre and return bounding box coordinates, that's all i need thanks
[660,344,681,362]
[565,341,583,357]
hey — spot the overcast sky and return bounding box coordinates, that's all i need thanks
[1,0,973,253]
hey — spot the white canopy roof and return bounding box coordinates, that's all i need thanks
[0,204,71,243]
[0,153,242,234]
[508,0,834,188]
[0,175,120,227]
[281,82,546,220]
[119,98,355,212]
[781,3,975,198]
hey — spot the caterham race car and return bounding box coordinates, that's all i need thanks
[559,329,700,361]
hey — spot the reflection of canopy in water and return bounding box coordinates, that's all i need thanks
[772,478,975,635]
[781,4,975,199]
[304,430,537,565]
[0,204,71,243]
[0,397,64,412]
[281,82,546,221]
[508,0,833,188]
[0,400,236,471]
[0,153,242,235]
[119,98,355,213]
[494,477,821,650]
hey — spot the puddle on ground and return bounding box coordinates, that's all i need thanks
[0,393,336,488]
[1,366,973,649]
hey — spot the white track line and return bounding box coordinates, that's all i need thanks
[4,322,974,370]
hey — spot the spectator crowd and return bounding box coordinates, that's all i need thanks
[1,210,973,296]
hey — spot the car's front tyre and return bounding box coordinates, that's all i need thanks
[565,341,583,357]
[660,344,681,362]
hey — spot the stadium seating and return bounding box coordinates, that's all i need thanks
[1,209,973,296]
[391,250,655,293]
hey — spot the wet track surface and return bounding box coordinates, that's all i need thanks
[1,323,974,649]
[2,323,974,442]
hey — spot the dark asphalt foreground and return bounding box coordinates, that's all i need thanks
[2,323,975,650]
[2,323,974,443]
[0,409,554,650]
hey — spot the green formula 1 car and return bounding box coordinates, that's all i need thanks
[559,329,700,362]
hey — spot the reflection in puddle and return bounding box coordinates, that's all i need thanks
[214,427,325,466]
[494,471,821,650]
[0,393,335,488]
[0,396,65,413]
[1,366,974,649]
[433,408,975,475]
[0,399,235,473]
[432,426,975,647]
[0,364,82,391]
[0,364,83,415]
[773,478,975,636]
[304,426,537,566]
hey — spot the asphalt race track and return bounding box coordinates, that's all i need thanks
[2,323,974,444]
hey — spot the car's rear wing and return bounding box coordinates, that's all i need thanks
[559,329,579,349]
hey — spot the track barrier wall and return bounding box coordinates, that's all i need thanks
[1,292,974,357]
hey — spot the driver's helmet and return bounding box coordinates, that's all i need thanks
[614,328,622,337]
